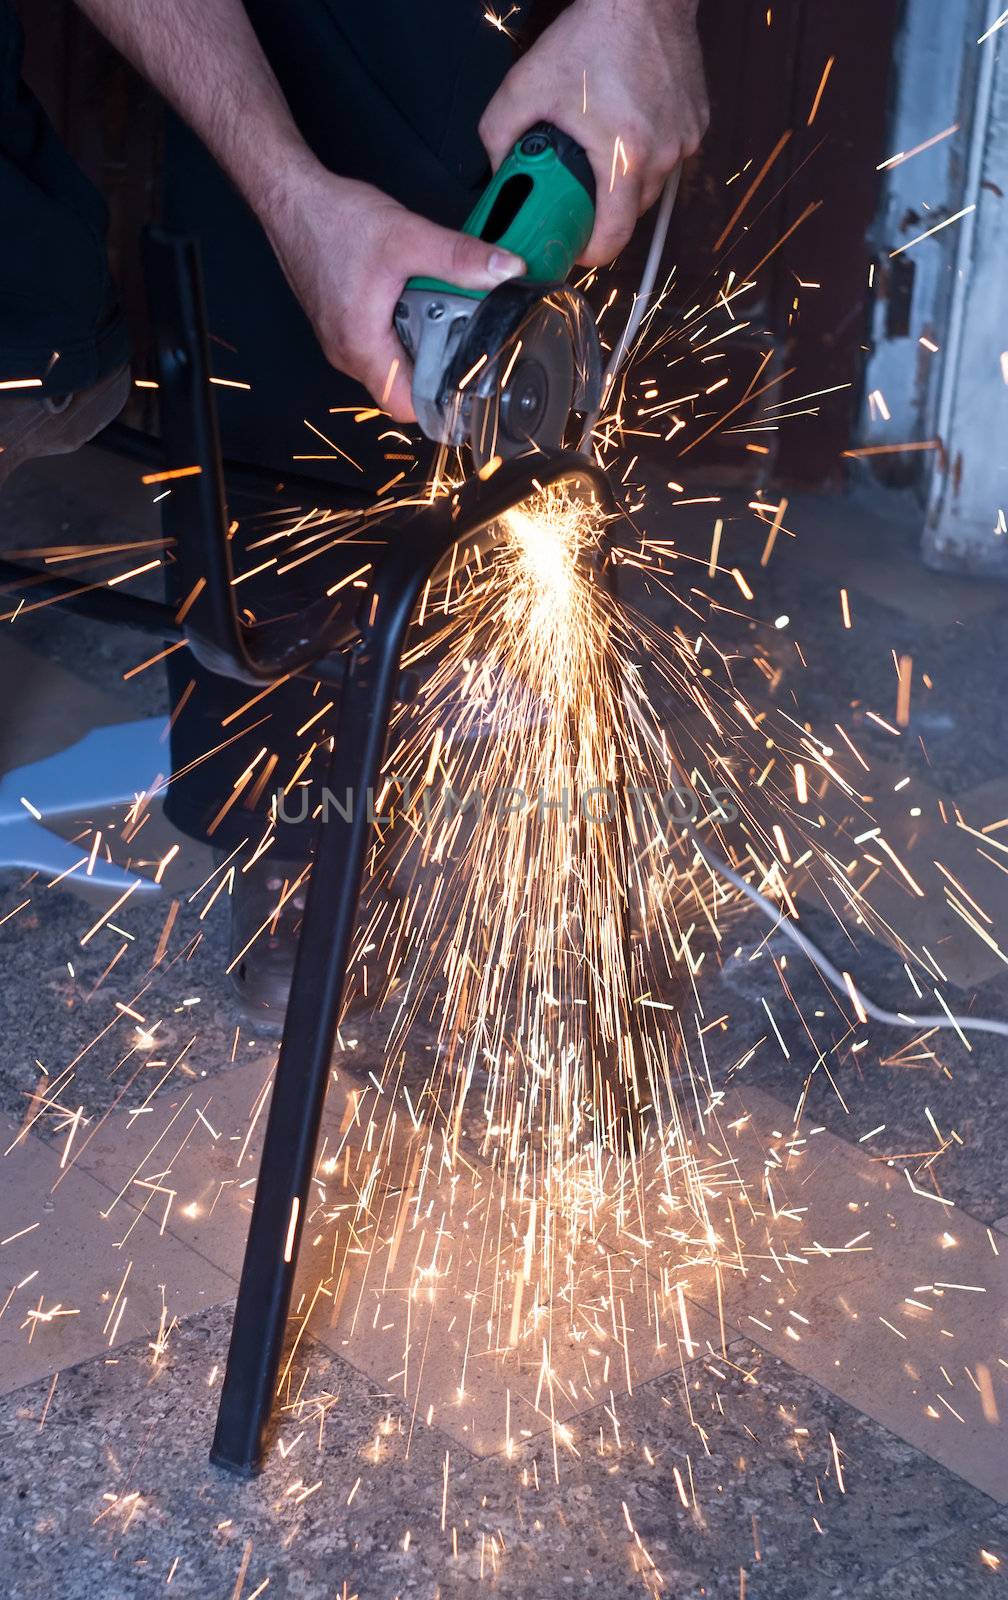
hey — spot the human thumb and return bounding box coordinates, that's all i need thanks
[407,216,525,292]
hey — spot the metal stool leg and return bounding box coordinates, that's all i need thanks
[583,543,646,1152]
[206,456,618,1473]
[210,641,404,1475]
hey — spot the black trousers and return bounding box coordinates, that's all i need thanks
[0,0,521,857]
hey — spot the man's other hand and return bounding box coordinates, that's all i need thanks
[262,170,525,420]
[479,0,708,266]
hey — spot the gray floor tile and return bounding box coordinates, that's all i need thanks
[1,1306,1000,1600]
[854,1509,1008,1597]
[0,1120,234,1395]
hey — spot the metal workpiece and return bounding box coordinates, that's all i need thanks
[209,446,620,1476]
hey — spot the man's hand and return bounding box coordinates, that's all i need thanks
[479,0,708,266]
[73,0,524,419]
[260,166,524,421]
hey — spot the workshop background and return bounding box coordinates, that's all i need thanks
[22,0,1008,545]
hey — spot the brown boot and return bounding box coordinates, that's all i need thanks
[0,362,131,490]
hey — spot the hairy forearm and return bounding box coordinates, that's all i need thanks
[72,0,529,417]
[73,0,319,228]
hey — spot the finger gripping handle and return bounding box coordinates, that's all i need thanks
[466,121,595,282]
[407,123,596,299]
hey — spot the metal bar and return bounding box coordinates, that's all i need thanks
[144,227,257,681]
[209,623,405,1475]
[0,558,178,635]
[95,418,371,514]
[598,540,645,1153]
[145,227,396,687]
[208,446,618,1472]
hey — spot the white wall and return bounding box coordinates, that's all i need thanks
[857,0,1008,573]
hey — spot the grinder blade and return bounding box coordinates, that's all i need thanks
[468,300,576,469]
[444,282,600,472]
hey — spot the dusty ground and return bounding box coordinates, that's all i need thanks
[0,446,1006,1598]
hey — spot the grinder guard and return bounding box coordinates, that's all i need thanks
[430,279,601,465]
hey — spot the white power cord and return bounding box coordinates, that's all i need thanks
[579,165,682,452]
[583,177,1008,1044]
[687,826,1008,1042]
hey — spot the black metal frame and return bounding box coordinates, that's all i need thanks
[0,225,618,1475]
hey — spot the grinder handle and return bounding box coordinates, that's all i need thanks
[406,123,596,300]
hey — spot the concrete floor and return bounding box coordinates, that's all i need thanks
[0,447,1006,1598]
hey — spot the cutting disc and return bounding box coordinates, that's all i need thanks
[467,301,576,470]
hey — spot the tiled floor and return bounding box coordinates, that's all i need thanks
[0,450,1006,1597]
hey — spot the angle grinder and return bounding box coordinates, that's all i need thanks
[394,122,602,469]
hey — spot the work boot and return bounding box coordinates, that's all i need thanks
[0,361,131,490]
[226,855,309,1036]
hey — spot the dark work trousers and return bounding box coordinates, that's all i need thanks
[160,1,522,858]
[0,0,128,393]
[0,0,522,858]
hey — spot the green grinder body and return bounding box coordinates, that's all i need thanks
[394,123,600,458]
[409,122,596,299]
